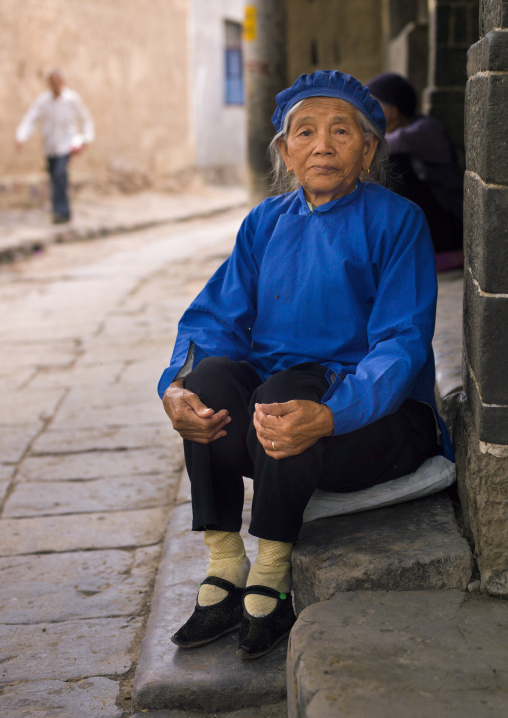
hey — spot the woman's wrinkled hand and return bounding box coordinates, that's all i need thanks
[253,399,334,459]
[162,379,231,443]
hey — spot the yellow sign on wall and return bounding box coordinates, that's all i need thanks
[244,5,257,41]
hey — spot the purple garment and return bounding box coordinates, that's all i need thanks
[386,116,454,164]
[386,116,463,222]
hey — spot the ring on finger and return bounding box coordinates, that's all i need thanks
[271,441,277,451]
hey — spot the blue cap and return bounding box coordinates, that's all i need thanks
[271,70,386,135]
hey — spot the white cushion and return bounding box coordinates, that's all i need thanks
[302,455,455,523]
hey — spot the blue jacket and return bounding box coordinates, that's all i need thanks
[158,182,453,460]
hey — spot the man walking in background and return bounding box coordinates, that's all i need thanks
[15,69,95,224]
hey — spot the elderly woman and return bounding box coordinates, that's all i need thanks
[159,71,452,660]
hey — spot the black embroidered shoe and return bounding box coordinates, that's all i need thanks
[236,585,296,659]
[171,576,243,648]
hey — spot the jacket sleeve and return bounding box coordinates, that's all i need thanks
[16,95,44,143]
[73,93,95,144]
[157,212,259,398]
[322,206,437,435]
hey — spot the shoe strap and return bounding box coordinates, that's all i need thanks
[243,584,288,601]
[200,576,238,593]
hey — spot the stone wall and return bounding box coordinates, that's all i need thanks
[425,0,479,163]
[0,0,191,204]
[286,0,383,84]
[384,0,429,111]
[464,2,508,444]
[457,0,508,596]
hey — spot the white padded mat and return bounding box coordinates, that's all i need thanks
[302,455,455,523]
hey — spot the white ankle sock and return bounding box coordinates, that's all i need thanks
[245,539,293,617]
[197,530,250,606]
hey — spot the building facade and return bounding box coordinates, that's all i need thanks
[0,0,192,205]
[190,0,246,182]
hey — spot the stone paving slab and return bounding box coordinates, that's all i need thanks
[434,272,464,429]
[132,484,287,714]
[3,473,178,516]
[0,369,35,391]
[0,546,159,623]
[0,464,14,481]
[287,591,508,718]
[131,705,287,718]
[0,616,142,682]
[0,423,43,463]
[434,271,464,398]
[77,337,173,364]
[30,424,176,454]
[0,388,65,424]
[26,362,125,390]
[119,357,172,384]
[50,402,164,430]
[17,446,179,481]
[0,321,100,344]
[56,382,158,408]
[0,340,77,370]
[0,506,168,555]
[292,494,473,614]
[0,677,122,718]
[0,481,9,503]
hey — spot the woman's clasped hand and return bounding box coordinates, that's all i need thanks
[164,381,334,458]
[162,378,231,444]
[252,400,334,459]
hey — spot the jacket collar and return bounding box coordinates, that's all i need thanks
[297,181,365,214]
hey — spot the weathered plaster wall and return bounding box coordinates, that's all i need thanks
[0,0,191,197]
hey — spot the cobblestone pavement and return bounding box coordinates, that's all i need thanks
[0,208,245,717]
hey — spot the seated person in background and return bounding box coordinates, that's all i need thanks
[367,72,464,272]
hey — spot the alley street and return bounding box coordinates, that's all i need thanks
[0,207,245,717]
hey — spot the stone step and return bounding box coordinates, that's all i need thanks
[132,475,472,714]
[292,493,473,613]
[287,590,508,718]
[131,480,287,715]
[131,705,287,718]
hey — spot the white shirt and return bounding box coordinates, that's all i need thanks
[16,87,95,157]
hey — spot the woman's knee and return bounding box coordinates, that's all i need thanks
[252,372,292,405]
[252,364,328,405]
[184,356,237,394]
[184,357,260,411]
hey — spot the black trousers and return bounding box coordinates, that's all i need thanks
[183,357,439,543]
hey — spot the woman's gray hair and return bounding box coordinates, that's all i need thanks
[268,99,389,194]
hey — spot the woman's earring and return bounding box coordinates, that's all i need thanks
[287,168,291,174]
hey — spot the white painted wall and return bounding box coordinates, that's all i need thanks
[191,0,246,168]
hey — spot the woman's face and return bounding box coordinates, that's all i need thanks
[277,97,379,206]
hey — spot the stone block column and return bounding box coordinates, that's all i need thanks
[425,0,479,162]
[457,0,508,596]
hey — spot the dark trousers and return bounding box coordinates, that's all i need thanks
[183,357,439,543]
[47,154,71,219]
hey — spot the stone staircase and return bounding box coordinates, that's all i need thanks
[293,494,472,613]
[130,272,508,718]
